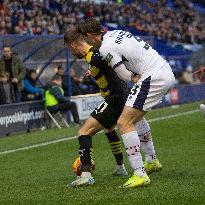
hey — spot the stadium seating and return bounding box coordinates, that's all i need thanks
[0,0,204,44]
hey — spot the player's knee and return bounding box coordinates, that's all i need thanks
[117,117,123,128]
[78,127,88,136]
[135,118,150,137]
[78,126,96,136]
[117,117,129,133]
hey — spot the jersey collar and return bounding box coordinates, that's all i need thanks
[85,46,93,56]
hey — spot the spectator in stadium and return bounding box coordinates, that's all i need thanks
[177,66,200,84]
[79,73,99,94]
[0,45,25,102]
[22,69,44,101]
[190,46,205,82]
[0,20,8,34]
[190,46,205,117]
[70,68,99,95]
[45,74,81,124]
[0,71,16,105]
[55,65,69,96]
[56,66,85,96]
[194,65,205,80]
[70,68,84,96]
[194,64,205,117]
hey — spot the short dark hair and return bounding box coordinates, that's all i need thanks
[77,18,102,35]
[25,69,36,78]
[51,74,62,82]
[29,69,36,73]
[57,65,64,70]
[64,27,84,46]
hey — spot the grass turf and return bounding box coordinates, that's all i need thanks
[0,102,204,205]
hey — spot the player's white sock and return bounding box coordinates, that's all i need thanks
[140,137,156,163]
[200,104,205,117]
[81,172,92,178]
[122,131,145,176]
[135,118,156,163]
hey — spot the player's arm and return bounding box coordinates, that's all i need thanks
[100,46,139,83]
[114,64,137,82]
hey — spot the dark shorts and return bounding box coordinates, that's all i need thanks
[90,95,126,129]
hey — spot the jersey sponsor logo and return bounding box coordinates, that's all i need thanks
[105,53,113,63]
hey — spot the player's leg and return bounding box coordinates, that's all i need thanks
[91,101,128,176]
[71,100,127,187]
[135,118,162,174]
[200,101,205,118]
[105,127,127,176]
[117,106,150,188]
[119,64,175,188]
[78,115,104,171]
[71,116,104,187]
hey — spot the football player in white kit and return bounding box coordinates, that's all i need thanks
[75,18,175,188]
[101,32,175,187]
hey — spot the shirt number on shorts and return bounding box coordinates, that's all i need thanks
[95,102,108,114]
[130,85,139,96]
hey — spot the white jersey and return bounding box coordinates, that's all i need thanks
[99,30,167,78]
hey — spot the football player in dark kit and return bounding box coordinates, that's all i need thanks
[64,28,135,187]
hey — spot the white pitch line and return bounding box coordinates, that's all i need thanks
[0,136,78,155]
[147,109,199,122]
[0,109,200,156]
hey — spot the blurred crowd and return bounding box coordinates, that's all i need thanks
[0,0,205,44]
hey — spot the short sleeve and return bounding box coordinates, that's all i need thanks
[99,46,123,69]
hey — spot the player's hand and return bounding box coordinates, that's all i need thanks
[85,69,92,77]
[193,66,205,79]
[132,74,140,84]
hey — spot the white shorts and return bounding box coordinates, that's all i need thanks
[125,63,175,111]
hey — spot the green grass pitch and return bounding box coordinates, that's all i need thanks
[0,102,204,205]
